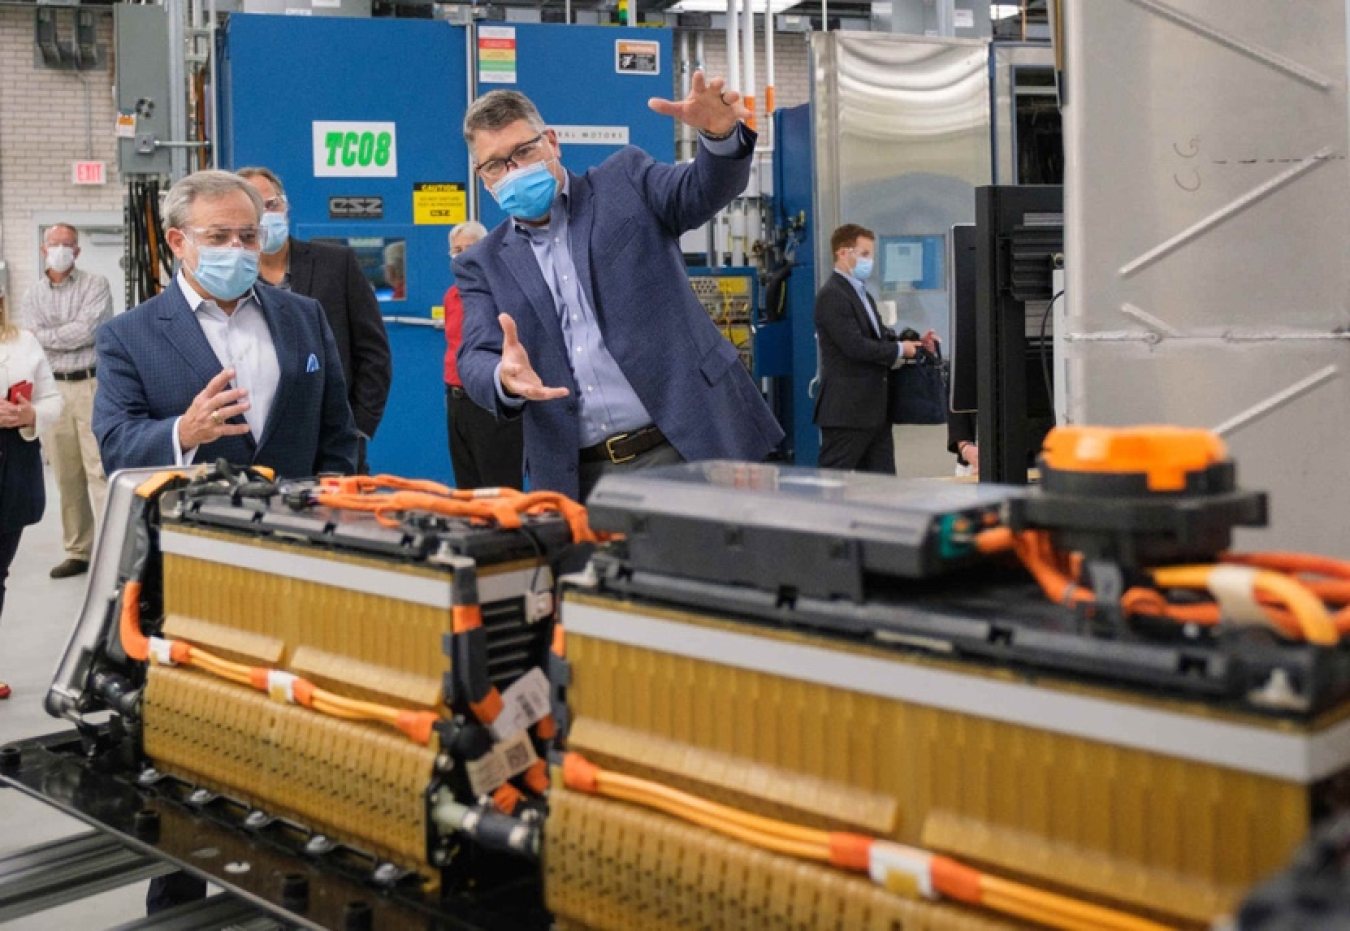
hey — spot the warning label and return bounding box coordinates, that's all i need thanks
[413,182,466,226]
[616,39,660,75]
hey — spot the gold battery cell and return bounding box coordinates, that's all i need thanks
[545,787,1030,931]
[560,589,1348,927]
[138,521,553,876]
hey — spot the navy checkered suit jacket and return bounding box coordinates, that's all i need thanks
[454,131,784,500]
[93,280,358,478]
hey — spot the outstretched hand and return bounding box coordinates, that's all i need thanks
[648,69,747,138]
[499,314,569,402]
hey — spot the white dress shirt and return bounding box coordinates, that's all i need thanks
[172,272,280,464]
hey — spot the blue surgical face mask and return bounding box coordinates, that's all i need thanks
[260,213,289,254]
[191,246,259,301]
[491,161,558,221]
[853,256,874,281]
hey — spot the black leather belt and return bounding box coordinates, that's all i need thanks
[447,385,467,398]
[580,425,666,465]
[53,366,96,382]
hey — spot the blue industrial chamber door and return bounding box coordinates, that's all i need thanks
[218,14,471,483]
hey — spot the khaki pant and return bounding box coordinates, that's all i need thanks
[50,378,107,561]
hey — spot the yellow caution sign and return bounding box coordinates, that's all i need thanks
[413,182,466,225]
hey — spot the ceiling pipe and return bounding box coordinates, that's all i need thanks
[726,0,740,94]
[740,0,755,130]
[678,29,694,160]
[763,0,774,148]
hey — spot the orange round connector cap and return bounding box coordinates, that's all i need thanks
[1041,425,1228,492]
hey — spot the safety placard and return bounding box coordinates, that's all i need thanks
[413,182,466,225]
[313,121,398,178]
[479,26,517,85]
[616,39,660,75]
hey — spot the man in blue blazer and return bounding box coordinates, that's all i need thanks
[94,170,357,479]
[455,73,783,501]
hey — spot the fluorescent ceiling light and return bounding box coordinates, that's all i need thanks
[991,4,1021,19]
[669,0,803,13]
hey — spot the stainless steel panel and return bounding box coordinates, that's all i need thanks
[811,33,991,341]
[1064,0,1350,554]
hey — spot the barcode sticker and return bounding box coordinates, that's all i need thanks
[463,730,539,797]
[489,668,552,741]
[465,751,507,797]
[501,732,535,775]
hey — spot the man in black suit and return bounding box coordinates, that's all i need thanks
[239,168,391,470]
[813,223,935,473]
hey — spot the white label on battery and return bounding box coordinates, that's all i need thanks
[465,750,507,797]
[525,589,554,622]
[312,121,398,178]
[489,668,551,741]
[497,729,538,779]
[464,729,539,797]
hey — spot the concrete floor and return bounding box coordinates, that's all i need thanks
[0,468,152,929]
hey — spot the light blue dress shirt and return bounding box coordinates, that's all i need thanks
[514,176,650,447]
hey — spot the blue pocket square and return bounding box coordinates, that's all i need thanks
[305,353,320,373]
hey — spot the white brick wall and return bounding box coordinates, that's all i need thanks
[677,28,812,132]
[0,7,122,305]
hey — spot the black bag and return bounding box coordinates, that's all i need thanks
[889,344,948,425]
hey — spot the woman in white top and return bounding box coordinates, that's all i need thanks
[0,291,63,699]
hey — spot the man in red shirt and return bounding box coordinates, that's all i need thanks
[444,221,523,489]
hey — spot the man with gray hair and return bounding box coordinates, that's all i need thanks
[455,72,784,500]
[93,169,357,478]
[17,222,113,578]
[443,219,522,488]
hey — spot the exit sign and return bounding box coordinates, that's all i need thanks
[72,161,106,185]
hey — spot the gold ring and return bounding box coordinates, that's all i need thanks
[210,411,221,425]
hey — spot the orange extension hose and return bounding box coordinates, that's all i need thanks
[315,479,602,544]
[118,579,439,745]
[976,527,1344,645]
[561,753,1173,931]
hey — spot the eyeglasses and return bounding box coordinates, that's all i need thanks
[262,196,288,212]
[185,227,263,249]
[474,133,548,183]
